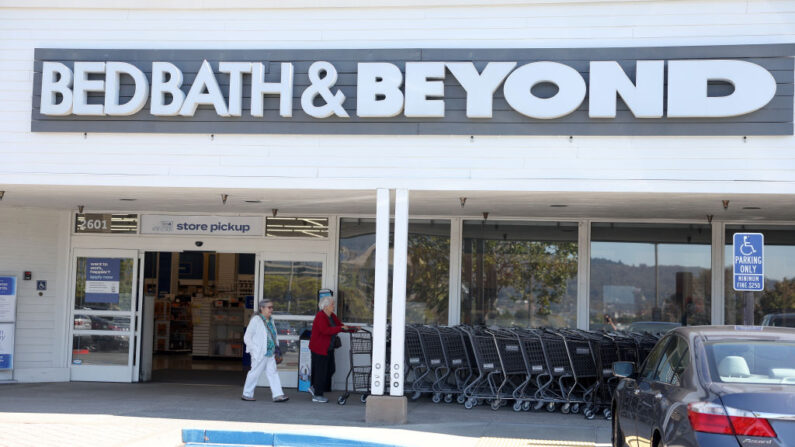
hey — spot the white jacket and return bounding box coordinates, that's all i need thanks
[243,314,276,362]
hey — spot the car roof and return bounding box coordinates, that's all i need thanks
[671,325,795,340]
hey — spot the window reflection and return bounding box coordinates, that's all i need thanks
[262,261,322,316]
[337,218,450,324]
[590,223,711,331]
[461,221,578,328]
[724,225,795,326]
[72,335,129,365]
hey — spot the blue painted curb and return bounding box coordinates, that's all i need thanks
[182,429,400,447]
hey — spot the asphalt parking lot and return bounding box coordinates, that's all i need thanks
[0,382,611,447]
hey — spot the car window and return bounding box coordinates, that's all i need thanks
[706,340,795,385]
[654,336,689,385]
[640,336,672,381]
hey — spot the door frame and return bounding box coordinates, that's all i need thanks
[255,251,329,388]
[69,248,140,382]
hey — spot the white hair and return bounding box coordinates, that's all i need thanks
[318,296,334,310]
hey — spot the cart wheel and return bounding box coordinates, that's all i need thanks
[360,394,368,403]
[432,393,442,404]
[411,391,422,401]
[561,403,571,414]
[533,401,545,411]
[571,403,580,414]
[444,394,453,404]
[491,400,501,411]
[512,401,523,412]
[546,402,556,412]
[464,399,474,410]
[603,408,612,419]
[522,401,531,411]
[337,396,347,405]
[584,409,595,420]
[457,395,466,404]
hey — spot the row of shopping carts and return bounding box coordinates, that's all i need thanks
[403,325,660,419]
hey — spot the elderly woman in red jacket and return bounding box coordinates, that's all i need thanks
[308,293,356,403]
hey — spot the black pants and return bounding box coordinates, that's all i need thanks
[311,351,335,396]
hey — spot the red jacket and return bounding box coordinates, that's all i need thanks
[309,311,345,355]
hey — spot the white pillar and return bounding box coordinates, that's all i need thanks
[370,188,390,395]
[389,189,409,396]
[447,218,463,326]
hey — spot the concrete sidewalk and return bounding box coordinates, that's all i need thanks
[0,382,611,447]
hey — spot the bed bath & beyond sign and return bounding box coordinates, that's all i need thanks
[39,58,776,120]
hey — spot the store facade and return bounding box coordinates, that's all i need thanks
[1,0,794,386]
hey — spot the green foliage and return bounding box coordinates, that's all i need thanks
[463,239,578,327]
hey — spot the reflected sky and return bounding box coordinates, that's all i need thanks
[592,242,794,281]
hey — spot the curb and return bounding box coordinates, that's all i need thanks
[183,429,401,447]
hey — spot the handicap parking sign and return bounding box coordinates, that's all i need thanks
[36,280,47,291]
[733,233,764,291]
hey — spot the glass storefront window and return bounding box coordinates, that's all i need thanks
[72,334,129,365]
[590,223,711,331]
[337,218,450,324]
[74,257,135,311]
[461,221,578,328]
[724,225,795,326]
[262,261,322,316]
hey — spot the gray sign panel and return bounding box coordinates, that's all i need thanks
[31,45,795,135]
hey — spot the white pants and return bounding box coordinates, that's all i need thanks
[242,353,284,399]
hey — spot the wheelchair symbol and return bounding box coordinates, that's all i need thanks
[739,236,757,256]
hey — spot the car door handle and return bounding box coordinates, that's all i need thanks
[654,393,663,400]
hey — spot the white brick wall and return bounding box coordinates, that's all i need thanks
[0,208,71,382]
[0,0,794,194]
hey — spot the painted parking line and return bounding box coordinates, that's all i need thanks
[475,437,596,447]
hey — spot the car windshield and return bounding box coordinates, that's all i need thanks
[705,340,795,385]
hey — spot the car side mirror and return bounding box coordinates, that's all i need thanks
[613,361,636,378]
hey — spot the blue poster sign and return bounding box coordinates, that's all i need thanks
[0,277,15,296]
[733,233,764,292]
[85,258,121,303]
[0,276,17,323]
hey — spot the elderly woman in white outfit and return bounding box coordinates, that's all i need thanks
[242,299,289,402]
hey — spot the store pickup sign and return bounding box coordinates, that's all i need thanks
[140,215,264,236]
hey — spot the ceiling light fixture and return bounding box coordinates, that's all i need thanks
[742,206,761,210]
[119,198,137,201]
[550,204,568,208]
[272,209,278,217]
[0,191,4,200]
[78,205,85,214]
[221,194,229,205]
[459,197,467,208]
[244,200,261,204]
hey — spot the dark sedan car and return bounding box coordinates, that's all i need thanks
[612,325,795,447]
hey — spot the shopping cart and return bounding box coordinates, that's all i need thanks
[431,326,472,404]
[337,327,372,405]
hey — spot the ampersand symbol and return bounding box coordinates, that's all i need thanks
[300,61,349,118]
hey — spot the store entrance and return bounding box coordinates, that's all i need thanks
[143,251,255,385]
